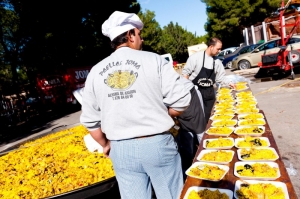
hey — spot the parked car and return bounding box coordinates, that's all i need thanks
[232,35,300,70]
[214,47,238,61]
[222,44,260,69]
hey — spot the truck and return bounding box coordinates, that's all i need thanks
[30,66,92,109]
[187,42,208,56]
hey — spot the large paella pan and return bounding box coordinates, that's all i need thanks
[0,123,117,199]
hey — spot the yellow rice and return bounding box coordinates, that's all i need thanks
[238,113,263,120]
[240,148,277,160]
[235,126,264,135]
[212,119,237,127]
[210,114,234,120]
[206,138,233,148]
[188,164,226,180]
[236,163,278,177]
[235,84,248,91]
[0,125,115,199]
[188,189,229,199]
[200,150,233,162]
[238,119,265,126]
[236,183,285,199]
[237,136,268,147]
[206,127,233,135]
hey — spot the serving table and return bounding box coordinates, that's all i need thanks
[179,87,298,199]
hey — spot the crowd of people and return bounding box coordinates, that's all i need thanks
[78,10,234,199]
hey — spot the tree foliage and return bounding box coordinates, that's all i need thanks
[0,0,207,96]
[201,0,281,47]
[0,0,141,90]
[138,10,162,53]
[160,22,203,62]
[0,2,23,86]
[137,10,205,62]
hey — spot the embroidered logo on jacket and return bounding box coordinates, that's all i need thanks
[104,70,138,90]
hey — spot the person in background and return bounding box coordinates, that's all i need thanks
[182,37,235,123]
[80,11,191,199]
[176,76,206,179]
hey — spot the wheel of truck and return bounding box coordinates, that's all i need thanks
[238,60,251,70]
[288,50,300,63]
[226,61,232,69]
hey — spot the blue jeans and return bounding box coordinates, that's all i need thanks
[110,133,183,199]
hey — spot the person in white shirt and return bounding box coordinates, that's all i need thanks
[80,11,191,199]
[182,37,235,123]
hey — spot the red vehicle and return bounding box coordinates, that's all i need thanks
[258,0,300,79]
[35,66,92,107]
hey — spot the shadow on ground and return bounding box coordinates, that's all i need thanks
[254,66,300,80]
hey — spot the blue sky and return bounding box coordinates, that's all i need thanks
[138,0,207,36]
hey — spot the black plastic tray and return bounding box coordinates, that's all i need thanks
[0,123,117,199]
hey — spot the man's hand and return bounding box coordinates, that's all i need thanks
[168,107,183,117]
[90,128,111,157]
[229,83,236,90]
[102,140,111,157]
[183,74,189,79]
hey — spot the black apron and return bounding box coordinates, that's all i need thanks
[177,87,206,134]
[192,51,216,123]
[176,88,206,178]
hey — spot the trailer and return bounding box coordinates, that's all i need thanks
[258,0,300,79]
[243,0,300,79]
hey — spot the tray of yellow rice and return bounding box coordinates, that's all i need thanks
[211,119,237,127]
[235,103,257,110]
[235,90,253,97]
[185,162,229,181]
[236,81,248,85]
[205,126,235,136]
[237,147,279,161]
[238,113,264,120]
[238,118,266,126]
[214,109,236,115]
[203,137,234,149]
[235,98,257,104]
[216,94,233,99]
[183,186,233,199]
[217,87,232,93]
[236,107,259,114]
[216,96,235,103]
[216,92,233,97]
[214,104,235,111]
[234,84,249,92]
[235,97,257,104]
[234,161,281,180]
[209,114,235,121]
[236,102,257,108]
[215,101,235,106]
[196,149,235,164]
[234,126,265,136]
[234,180,289,199]
[216,98,236,102]
[0,123,117,199]
[235,137,270,148]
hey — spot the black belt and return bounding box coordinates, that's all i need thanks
[135,131,170,139]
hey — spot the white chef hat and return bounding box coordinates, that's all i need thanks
[102,11,144,41]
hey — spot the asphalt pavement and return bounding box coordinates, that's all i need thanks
[1,66,300,198]
[229,66,300,198]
